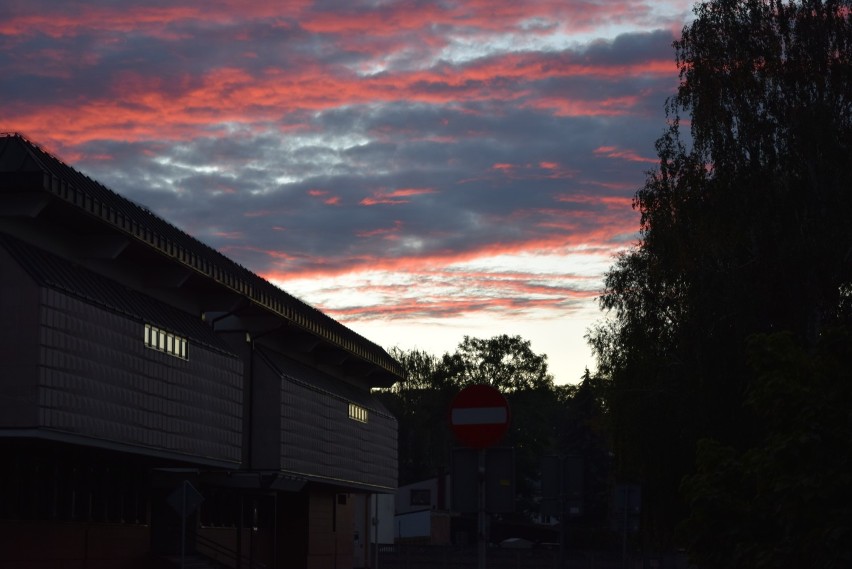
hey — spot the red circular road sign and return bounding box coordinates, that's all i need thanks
[449,384,511,449]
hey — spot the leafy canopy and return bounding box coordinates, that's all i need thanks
[588,0,852,554]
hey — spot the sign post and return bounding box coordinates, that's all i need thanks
[167,480,204,569]
[449,384,511,569]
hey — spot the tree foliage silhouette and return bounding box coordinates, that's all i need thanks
[381,335,611,529]
[383,336,557,488]
[588,0,852,556]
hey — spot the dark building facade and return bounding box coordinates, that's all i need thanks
[0,133,402,569]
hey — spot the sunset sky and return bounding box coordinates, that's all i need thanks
[1,0,694,384]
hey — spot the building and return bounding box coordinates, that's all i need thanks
[394,475,452,545]
[0,133,402,569]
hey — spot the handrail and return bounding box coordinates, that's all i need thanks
[195,532,269,569]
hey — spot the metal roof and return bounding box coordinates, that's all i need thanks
[0,133,404,383]
[0,232,233,354]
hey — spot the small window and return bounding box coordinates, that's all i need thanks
[348,403,368,423]
[144,324,188,360]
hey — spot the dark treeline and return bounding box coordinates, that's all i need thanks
[381,1,852,567]
[376,335,614,546]
[586,0,852,567]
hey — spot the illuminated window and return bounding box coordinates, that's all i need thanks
[144,324,188,360]
[348,403,368,423]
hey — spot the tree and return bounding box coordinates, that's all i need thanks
[552,370,615,546]
[383,336,617,542]
[446,335,554,391]
[381,336,559,511]
[589,0,852,555]
[380,348,457,485]
[680,329,852,568]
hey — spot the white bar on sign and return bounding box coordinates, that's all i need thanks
[451,407,507,425]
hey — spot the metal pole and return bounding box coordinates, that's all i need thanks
[478,448,486,569]
[558,457,565,569]
[622,486,629,569]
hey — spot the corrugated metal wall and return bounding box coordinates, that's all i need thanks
[260,349,397,490]
[0,246,40,427]
[37,288,244,464]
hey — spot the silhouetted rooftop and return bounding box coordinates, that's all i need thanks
[0,132,404,385]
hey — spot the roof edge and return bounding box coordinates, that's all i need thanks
[0,133,404,382]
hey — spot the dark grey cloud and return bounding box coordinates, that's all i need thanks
[2,0,690,384]
[582,29,677,66]
[3,0,679,319]
[61,72,663,273]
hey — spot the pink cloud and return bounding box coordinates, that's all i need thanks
[211,230,243,239]
[594,145,657,164]
[298,0,658,39]
[355,221,404,239]
[259,221,630,285]
[4,11,676,149]
[261,259,604,323]
[360,188,436,206]
[490,162,577,180]
[554,193,635,212]
[308,189,342,205]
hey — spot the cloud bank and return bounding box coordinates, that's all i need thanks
[1,0,693,382]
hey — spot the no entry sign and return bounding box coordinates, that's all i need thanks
[449,384,511,449]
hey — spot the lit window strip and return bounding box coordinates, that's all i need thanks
[348,403,368,423]
[144,323,188,360]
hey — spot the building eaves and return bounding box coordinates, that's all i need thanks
[0,133,404,383]
[256,345,395,420]
[0,232,234,355]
